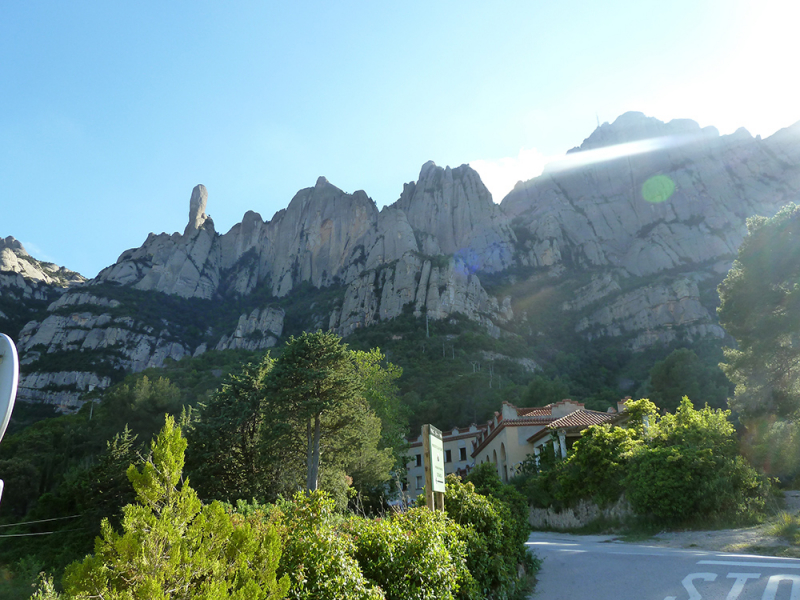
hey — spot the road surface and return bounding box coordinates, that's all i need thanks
[527,532,800,600]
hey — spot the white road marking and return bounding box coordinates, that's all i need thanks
[762,574,800,600]
[726,573,760,600]
[682,572,717,600]
[699,561,800,569]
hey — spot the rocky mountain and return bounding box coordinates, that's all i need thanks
[503,112,800,349]
[0,236,85,301]
[5,112,800,408]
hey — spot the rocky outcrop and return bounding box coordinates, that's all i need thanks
[330,253,511,338]
[0,236,85,301]
[394,162,516,272]
[18,311,190,371]
[17,371,112,406]
[215,307,285,351]
[96,164,516,302]
[504,113,800,276]
[184,184,210,235]
[503,112,800,348]
[574,276,725,351]
[96,186,220,300]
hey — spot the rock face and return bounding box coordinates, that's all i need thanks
[504,113,800,275]
[0,236,85,301]
[503,112,800,347]
[185,184,209,235]
[394,162,516,272]
[215,307,285,351]
[10,112,800,407]
[97,186,220,299]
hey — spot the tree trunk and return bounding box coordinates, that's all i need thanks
[306,413,322,491]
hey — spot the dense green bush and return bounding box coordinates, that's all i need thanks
[624,399,770,525]
[445,474,533,600]
[348,507,472,600]
[556,424,640,507]
[278,492,384,600]
[518,397,771,527]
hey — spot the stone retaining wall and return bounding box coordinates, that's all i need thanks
[528,496,632,529]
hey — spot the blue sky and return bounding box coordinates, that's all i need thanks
[3,1,799,278]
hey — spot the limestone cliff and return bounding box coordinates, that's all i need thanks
[0,236,85,301]
[502,112,800,348]
[393,162,516,273]
[10,112,800,407]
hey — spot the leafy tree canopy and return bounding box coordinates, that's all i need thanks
[643,348,731,413]
[719,203,800,418]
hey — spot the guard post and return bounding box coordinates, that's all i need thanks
[422,424,445,511]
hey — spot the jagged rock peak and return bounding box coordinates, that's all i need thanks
[393,161,516,272]
[419,160,438,178]
[0,236,28,255]
[184,184,209,235]
[568,111,719,154]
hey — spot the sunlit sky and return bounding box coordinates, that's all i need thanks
[2,1,800,278]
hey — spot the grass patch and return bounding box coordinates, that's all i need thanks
[725,544,800,558]
[768,511,800,543]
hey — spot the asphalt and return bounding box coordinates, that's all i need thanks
[527,531,800,600]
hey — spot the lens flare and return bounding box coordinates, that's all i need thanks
[641,175,675,204]
[543,133,703,174]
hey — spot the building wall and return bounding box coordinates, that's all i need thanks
[472,423,547,482]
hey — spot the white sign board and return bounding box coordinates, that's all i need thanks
[428,425,446,493]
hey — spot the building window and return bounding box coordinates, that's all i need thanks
[459,447,467,461]
[445,449,452,463]
[415,454,422,467]
[416,475,423,490]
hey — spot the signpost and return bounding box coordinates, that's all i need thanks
[422,424,445,511]
[0,333,19,505]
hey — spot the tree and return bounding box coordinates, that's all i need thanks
[188,334,395,504]
[187,356,278,502]
[264,331,364,492]
[61,416,290,599]
[523,375,571,407]
[351,348,408,462]
[644,348,731,412]
[719,204,800,418]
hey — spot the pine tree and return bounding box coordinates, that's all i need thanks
[61,416,290,600]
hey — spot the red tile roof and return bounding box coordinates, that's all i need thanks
[526,409,626,444]
[548,409,616,430]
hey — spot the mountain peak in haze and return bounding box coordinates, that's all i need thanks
[568,111,719,154]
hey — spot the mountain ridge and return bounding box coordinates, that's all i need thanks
[4,111,800,408]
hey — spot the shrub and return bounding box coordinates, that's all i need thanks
[445,475,533,599]
[518,397,771,528]
[556,424,640,506]
[349,507,472,600]
[278,492,384,600]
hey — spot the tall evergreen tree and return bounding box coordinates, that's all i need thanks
[264,331,363,492]
[718,203,800,418]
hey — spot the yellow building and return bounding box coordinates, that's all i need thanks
[471,399,627,482]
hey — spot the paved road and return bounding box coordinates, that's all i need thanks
[527,532,800,600]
